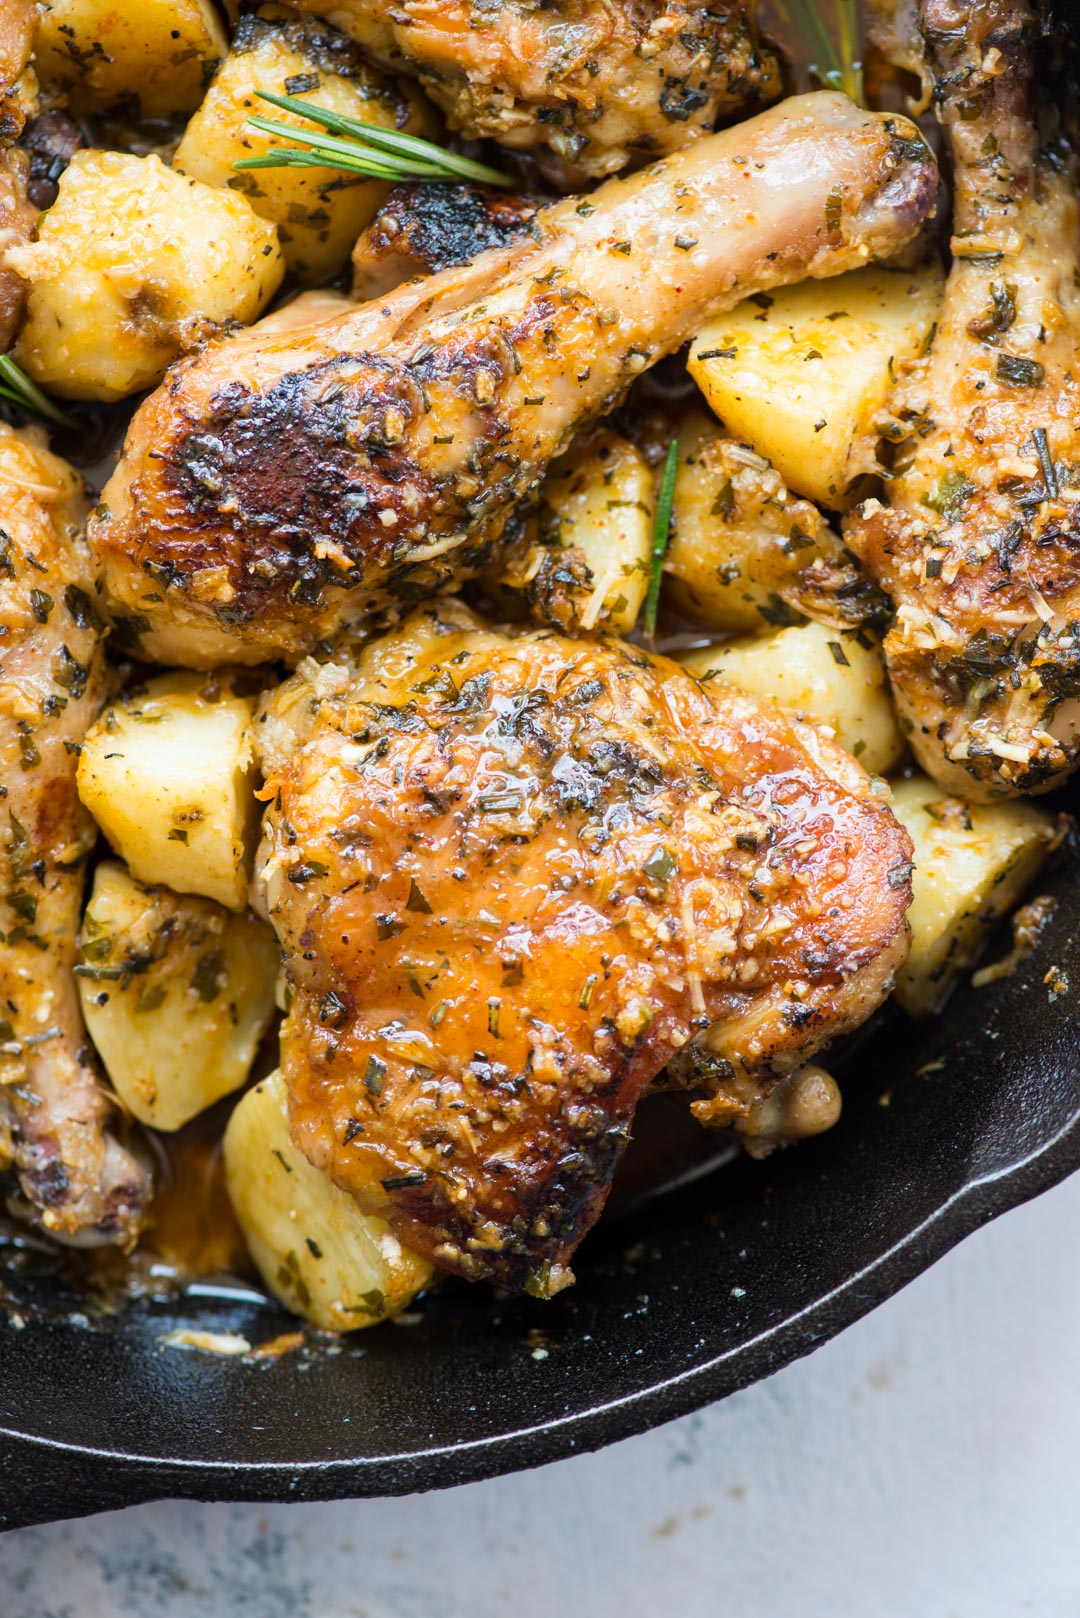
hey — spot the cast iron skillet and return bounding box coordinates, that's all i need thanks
[0,827,1077,1528]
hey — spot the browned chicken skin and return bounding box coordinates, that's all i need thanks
[0,425,150,1245]
[285,0,780,187]
[351,183,545,302]
[255,603,913,1292]
[847,0,1080,797]
[91,93,937,669]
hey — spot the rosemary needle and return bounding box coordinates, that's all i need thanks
[643,439,680,640]
[234,90,512,189]
[0,355,75,430]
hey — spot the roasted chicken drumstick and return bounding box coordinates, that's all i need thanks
[0,425,150,1244]
[92,93,937,669]
[285,0,780,187]
[256,603,913,1293]
[848,0,1080,798]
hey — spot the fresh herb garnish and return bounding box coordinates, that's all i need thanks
[234,91,512,188]
[643,438,679,639]
[0,356,75,430]
[785,0,864,105]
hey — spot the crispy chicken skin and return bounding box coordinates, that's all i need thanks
[91,93,937,669]
[352,183,545,302]
[0,425,150,1244]
[255,603,913,1292]
[847,0,1080,798]
[285,0,780,187]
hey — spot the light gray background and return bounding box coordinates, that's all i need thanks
[3,1169,1079,1618]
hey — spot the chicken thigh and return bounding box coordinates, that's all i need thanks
[284,0,780,187]
[255,602,913,1293]
[847,0,1080,797]
[0,424,150,1244]
[91,93,937,669]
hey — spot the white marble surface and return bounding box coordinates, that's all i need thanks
[3,1169,1080,1617]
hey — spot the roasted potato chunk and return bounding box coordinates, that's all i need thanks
[493,428,653,635]
[34,0,227,119]
[683,620,905,778]
[78,670,263,911]
[889,775,1055,1018]
[688,265,943,507]
[174,7,434,284]
[9,150,283,399]
[224,1070,435,1330]
[662,412,879,634]
[78,863,278,1132]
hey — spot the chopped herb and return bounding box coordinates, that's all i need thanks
[888,861,914,890]
[319,990,349,1028]
[642,844,677,892]
[63,585,103,631]
[135,983,167,1014]
[487,997,501,1037]
[54,645,88,699]
[29,589,53,624]
[694,346,736,361]
[1032,427,1059,498]
[381,1172,427,1192]
[996,353,1044,389]
[925,556,943,579]
[923,469,975,522]
[711,477,735,519]
[364,1054,386,1094]
[827,640,850,667]
[191,949,225,1003]
[643,438,680,638]
[578,973,597,1010]
[477,791,522,813]
[501,956,524,987]
[824,184,844,242]
[167,828,189,844]
[405,878,433,913]
[288,860,327,885]
[376,914,406,940]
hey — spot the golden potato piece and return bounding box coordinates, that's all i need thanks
[174,7,434,285]
[9,150,283,400]
[888,775,1055,1018]
[688,264,943,507]
[78,862,278,1132]
[224,1070,435,1330]
[78,670,263,911]
[34,0,227,119]
[683,620,904,777]
[494,428,653,635]
[663,411,875,635]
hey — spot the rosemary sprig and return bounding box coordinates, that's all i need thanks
[0,355,75,430]
[234,90,512,189]
[643,439,680,640]
[776,0,864,106]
